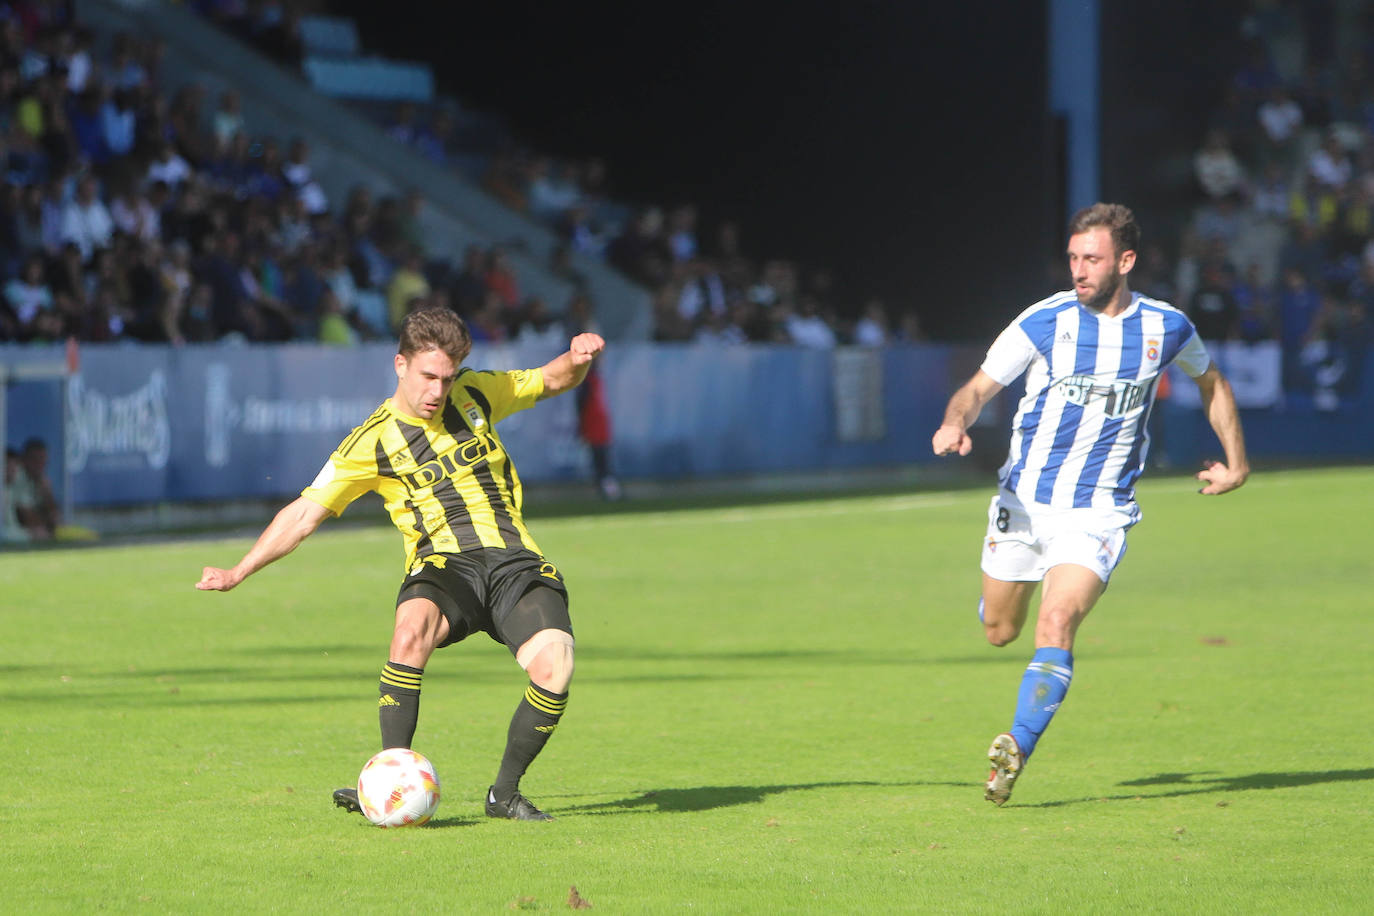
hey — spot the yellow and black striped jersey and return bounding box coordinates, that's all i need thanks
[302,366,545,571]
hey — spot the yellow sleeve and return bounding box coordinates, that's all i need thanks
[300,448,378,516]
[457,368,545,424]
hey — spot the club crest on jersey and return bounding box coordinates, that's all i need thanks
[461,401,486,429]
[1146,339,1161,362]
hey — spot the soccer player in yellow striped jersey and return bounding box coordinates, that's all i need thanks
[197,307,606,821]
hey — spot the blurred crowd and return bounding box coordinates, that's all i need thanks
[7,0,1374,382]
[209,0,928,349]
[0,0,931,350]
[367,101,928,347]
[1164,0,1374,405]
[0,0,610,348]
[476,152,927,348]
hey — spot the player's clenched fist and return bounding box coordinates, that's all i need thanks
[569,333,605,364]
[196,566,240,591]
[932,425,973,457]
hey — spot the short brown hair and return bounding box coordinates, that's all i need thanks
[1067,203,1140,257]
[398,306,472,364]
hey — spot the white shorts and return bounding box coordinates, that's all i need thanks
[980,489,1138,584]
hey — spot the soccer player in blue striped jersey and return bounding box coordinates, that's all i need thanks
[931,203,1249,805]
[198,307,605,821]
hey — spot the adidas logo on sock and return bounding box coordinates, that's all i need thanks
[378,694,400,708]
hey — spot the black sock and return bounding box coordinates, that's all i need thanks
[492,682,567,803]
[378,661,423,749]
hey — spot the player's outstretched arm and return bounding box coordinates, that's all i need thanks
[1192,363,1250,495]
[933,370,1004,457]
[196,496,332,591]
[538,332,606,399]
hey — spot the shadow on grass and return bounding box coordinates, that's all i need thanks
[414,816,480,829]
[1027,768,1374,807]
[337,814,481,830]
[578,647,1010,668]
[559,781,883,816]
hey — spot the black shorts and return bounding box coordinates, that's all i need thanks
[396,548,571,654]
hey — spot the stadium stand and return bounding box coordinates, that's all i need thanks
[191,1,876,348]
[0,0,904,351]
[1165,0,1372,411]
[4,0,1366,378]
[0,0,654,347]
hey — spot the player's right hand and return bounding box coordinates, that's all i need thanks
[196,567,238,591]
[1195,459,1249,495]
[568,332,605,365]
[932,425,973,457]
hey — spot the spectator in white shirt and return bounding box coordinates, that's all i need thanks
[1307,131,1353,190]
[212,89,246,147]
[784,297,837,348]
[110,184,159,243]
[527,158,581,222]
[1194,129,1246,200]
[60,174,113,261]
[146,141,192,189]
[1256,86,1302,147]
[675,259,727,323]
[852,299,890,347]
[3,254,54,332]
[61,28,93,93]
[282,137,329,215]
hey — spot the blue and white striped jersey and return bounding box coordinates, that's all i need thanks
[981,291,1211,510]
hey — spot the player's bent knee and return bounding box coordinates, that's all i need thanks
[983,615,1024,646]
[979,597,1026,647]
[518,628,575,693]
[984,623,1019,647]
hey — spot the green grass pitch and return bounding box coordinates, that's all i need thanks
[2,466,1371,912]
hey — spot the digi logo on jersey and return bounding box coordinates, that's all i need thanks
[402,435,497,490]
[1054,374,1154,419]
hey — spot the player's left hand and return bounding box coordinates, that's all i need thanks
[196,566,241,591]
[1196,460,1249,495]
[569,332,605,365]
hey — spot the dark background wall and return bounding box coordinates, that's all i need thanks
[328,0,1056,342]
[1098,0,1247,253]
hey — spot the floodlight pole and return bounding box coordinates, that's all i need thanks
[1049,0,1101,213]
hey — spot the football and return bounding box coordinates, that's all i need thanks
[356,748,441,827]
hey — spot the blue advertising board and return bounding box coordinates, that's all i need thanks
[3,340,1370,509]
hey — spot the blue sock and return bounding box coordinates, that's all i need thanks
[1008,647,1073,759]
